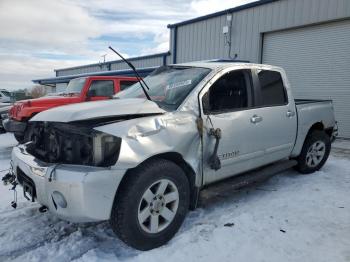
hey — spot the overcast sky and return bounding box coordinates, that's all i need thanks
[0,0,253,91]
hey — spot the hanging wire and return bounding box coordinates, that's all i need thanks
[226,11,234,59]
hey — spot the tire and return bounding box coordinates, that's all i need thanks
[294,130,331,174]
[110,158,190,250]
[14,132,25,143]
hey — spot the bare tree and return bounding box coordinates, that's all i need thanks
[30,85,47,98]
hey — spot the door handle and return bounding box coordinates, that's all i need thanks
[250,115,263,124]
[286,110,295,118]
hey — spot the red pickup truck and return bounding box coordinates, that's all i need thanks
[4,75,138,142]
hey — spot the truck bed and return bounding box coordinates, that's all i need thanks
[294,99,332,105]
[291,98,335,157]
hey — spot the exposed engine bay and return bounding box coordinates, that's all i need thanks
[26,121,122,167]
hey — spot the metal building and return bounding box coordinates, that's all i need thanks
[34,0,350,138]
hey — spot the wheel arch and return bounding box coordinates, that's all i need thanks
[294,124,331,174]
[292,121,328,157]
[308,122,324,135]
[115,152,200,212]
[306,121,334,138]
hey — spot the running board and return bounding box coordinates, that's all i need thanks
[200,159,297,201]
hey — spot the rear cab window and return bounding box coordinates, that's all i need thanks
[256,70,288,106]
[120,80,138,91]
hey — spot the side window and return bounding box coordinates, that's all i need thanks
[257,70,287,106]
[204,70,252,114]
[120,81,137,91]
[88,80,114,97]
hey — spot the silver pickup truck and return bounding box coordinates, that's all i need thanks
[9,62,337,250]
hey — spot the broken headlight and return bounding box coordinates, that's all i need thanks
[93,133,122,167]
[27,122,122,167]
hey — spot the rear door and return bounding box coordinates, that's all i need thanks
[251,69,297,162]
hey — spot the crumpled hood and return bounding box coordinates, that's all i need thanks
[30,98,166,123]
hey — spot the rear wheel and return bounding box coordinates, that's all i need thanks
[295,130,331,174]
[110,158,190,250]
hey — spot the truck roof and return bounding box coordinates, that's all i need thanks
[175,61,282,72]
[72,75,138,81]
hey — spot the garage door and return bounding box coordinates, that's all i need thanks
[262,20,350,138]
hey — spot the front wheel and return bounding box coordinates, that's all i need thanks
[294,130,331,174]
[110,158,190,250]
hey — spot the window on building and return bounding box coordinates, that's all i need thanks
[205,70,252,113]
[88,80,114,97]
[120,80,137,91]
[257,70,287,106]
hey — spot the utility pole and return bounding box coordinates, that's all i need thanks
[101,54,107,63]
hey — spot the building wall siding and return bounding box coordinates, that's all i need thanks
[55,0,350,76]
[174,0,350,63]
[56,54,168,77]
[262,19,350,137]
[110,56,164,71]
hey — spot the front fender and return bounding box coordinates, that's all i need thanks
[94,112,203,186]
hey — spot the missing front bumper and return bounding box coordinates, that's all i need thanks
[11,145,126,222]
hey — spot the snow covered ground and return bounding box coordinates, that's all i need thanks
[0,133,349,262]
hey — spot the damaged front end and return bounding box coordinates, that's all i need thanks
[26,122,121,167]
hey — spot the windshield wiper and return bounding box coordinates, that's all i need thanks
[109,46,152,101]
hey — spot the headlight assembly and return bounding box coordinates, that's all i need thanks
[26,122,121,168]
[93,133,122,167]
[29,166,46,177]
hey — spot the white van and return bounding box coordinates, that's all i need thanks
[0,89,11,103]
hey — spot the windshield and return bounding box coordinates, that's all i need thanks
[65,77,87,94]
[115,66,211,110]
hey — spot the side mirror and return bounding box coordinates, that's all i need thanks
[202,92,210,114]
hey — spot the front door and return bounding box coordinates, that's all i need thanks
[87,80,115,101]
[201,68,265,184]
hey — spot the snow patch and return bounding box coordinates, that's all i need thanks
[0,133,349,262]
